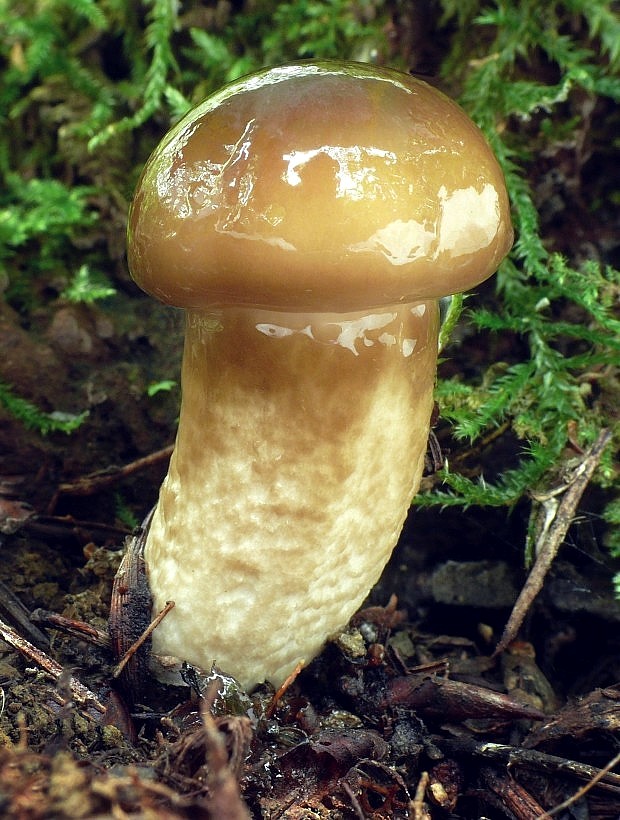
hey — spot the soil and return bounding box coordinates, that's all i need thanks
[1,270,619,819]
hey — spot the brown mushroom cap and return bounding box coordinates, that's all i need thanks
[128,62,513,313]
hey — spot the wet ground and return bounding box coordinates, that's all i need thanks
[0,277,619,817]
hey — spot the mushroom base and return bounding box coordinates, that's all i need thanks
[145,303,439,690]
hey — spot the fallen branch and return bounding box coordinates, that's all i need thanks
[496,428,612,655]
[437,736,620,796]
[47,445,174,513]
[0,617,105,714]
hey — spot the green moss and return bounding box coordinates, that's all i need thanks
[0,0,617,576]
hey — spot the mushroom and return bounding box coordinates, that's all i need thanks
[127,62,513,691]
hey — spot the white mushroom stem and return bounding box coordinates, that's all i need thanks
[145,301,439,690]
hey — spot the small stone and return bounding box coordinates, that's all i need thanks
[431,560,520,608]
[334,628,367,658]
[47,308,93,354]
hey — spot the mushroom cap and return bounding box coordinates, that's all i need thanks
[128,62,513,313]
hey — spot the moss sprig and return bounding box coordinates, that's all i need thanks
[0,380,88,435]
[419,0,619,561]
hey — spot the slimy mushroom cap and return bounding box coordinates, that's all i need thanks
[128,62,513,313]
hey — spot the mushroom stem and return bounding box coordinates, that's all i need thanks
[146,301,439,690]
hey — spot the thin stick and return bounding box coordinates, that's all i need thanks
[265,659,305,719]
[495,428,611,655]
[537,749,620,818]
[112,600,175,679]
[410,771,430,820]
[0,616,105,713]
[47,445,174,512]
[438,736,620,795]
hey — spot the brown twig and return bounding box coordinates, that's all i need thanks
[30,609,111,648]
[265,659,305,719]
[537,749,620,818]
[495,428,612,656]
[0,580,50,648]
[437,736,620,795]
[47,445,173,513]
[341,781,367,820]
[24,515,130,546]
[113,600,175,679]
[381,672,545,722]
[0,616,105,714]
[409,771,431,820]
[481,766,547,819]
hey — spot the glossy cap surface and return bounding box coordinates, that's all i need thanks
[128,62,513,312]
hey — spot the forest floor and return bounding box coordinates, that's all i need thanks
[0,271,619,819]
